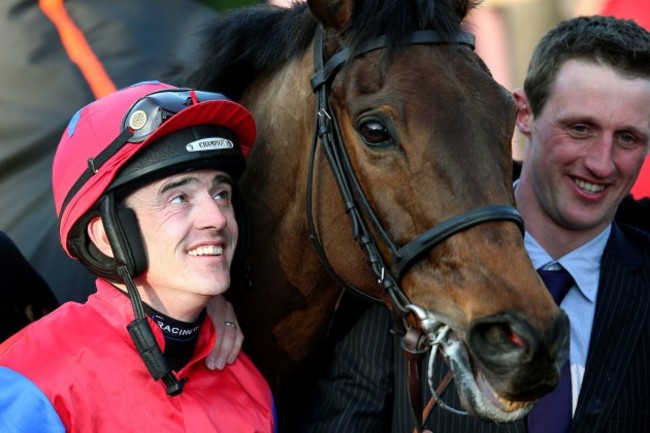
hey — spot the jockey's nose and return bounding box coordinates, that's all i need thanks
[194,193,230,231]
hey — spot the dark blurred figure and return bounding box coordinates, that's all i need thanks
[0,0,218,304]
[0,231,58,342]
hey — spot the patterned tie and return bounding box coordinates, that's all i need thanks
[528,266,574,433]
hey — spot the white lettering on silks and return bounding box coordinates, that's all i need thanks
[154,320,200,336]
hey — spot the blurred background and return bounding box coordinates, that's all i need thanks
[0,0,648,305]
[214,0,650,162]
[463,0,649,161]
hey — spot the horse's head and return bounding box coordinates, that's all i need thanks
[176,0,570,423]
[307,0,569,421]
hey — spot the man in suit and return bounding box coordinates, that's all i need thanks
[302,15,650,433]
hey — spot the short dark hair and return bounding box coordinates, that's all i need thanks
[524,15,650,116]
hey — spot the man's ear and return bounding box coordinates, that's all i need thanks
[513,88,533,138]
[87,216,114,259]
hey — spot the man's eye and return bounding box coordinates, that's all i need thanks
[571,125,588,134]
[617,131,637,145]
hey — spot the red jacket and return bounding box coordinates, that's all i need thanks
[0,279,276,432]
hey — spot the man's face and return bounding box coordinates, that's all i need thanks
[521,59,650,238]
[126,169,238,309]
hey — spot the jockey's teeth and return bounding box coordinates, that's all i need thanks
[575,178,604,193]
[189,245,223,256]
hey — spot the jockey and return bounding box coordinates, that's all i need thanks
[0,81,276,433]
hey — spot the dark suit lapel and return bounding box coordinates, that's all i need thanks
[572,224,650,432]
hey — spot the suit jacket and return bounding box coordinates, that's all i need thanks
[302,222,650,433]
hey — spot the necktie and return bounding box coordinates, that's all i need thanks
[537,268,574,304]
[528,267,574,433]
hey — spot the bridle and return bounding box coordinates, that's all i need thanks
[307,25,524,431]
[308,25,523,322]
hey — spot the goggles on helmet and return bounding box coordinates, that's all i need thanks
[124,89,228,143]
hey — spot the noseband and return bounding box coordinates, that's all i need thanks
[308,25,523,316]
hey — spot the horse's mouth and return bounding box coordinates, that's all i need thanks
[474,367,531,413]
[438,330,533,422]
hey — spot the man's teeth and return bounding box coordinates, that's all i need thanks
[189,246,223,256]
[575,178,605,193]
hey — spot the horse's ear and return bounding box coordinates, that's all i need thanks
[307,0,352,30]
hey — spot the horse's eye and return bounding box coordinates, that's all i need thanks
[359,120,392,147]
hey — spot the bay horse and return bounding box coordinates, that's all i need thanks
[176,0,569,428]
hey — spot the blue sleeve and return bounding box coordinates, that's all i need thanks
[0,367,65,433]
[273,396,279,433]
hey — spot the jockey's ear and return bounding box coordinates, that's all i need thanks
[87,215,114,259]
[307,0,352,30]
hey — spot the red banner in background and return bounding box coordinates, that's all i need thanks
[601,0,650,198]
[602,0,650,28]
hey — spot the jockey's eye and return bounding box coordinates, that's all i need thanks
[359,119,392,148]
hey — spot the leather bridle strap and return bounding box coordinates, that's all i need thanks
[392,205,523,279]
[412,371,454,433]
[402,327,429,433]
[310,30,475,90]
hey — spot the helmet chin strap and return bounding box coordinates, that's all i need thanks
[117,266,187,395]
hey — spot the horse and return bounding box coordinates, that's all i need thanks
[175,0,569,428]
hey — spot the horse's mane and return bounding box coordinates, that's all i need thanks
[174,0,479,100]
[174,4,314,99]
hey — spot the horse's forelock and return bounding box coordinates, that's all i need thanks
[174,0,480,99]
[343,0,479,50]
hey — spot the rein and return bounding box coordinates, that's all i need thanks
[307,26,524,432]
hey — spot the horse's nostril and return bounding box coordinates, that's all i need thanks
[506,327,525,348]
[467,313,538,371]
[466,311,571,401]
[479,322,525,349]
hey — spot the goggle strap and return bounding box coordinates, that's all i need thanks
[59,128,134,220]
[189,90,199,105]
